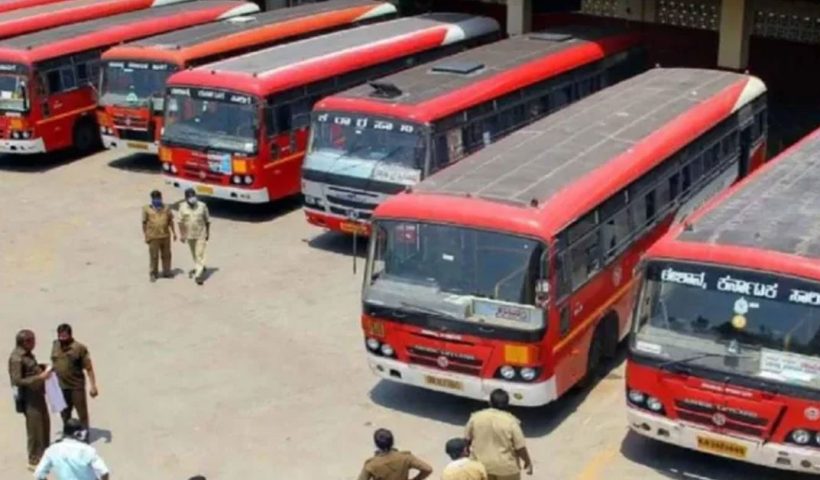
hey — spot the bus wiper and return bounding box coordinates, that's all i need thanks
[658,353,724,372]
[398,302,462,321]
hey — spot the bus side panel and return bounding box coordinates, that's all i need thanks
[38,86,96,152]
[265,126,309,201]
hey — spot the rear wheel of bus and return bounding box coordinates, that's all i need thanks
[579,314,618,389]
[73,118,101,154]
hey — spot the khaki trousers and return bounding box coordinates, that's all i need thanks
[187,238,207,277]
[24,395,49,465]
[60,388,89,429]
[148,237,172,275]
[488,474,521,480]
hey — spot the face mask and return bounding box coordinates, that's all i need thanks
[151,199,163,209]
[186,197,197,206]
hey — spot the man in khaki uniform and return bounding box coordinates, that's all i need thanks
[8,329,52,470]
[442,437,488,480]
[178,188,210,285]
[52,323,98,435]
[358,428,433,480]
[465,390,533,480]
[142,190,176,282]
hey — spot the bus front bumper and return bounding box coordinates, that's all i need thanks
[164,176,269,204]
[304,207,370,235]
[0,137,45,154]
[102,134,158,154]
[627,407,820,473]
[367,354,557,407]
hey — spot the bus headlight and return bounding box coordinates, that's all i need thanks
[161,162,171,172]
[519,367,537,382]
[379,343,395,357]
[792,429,811,445]
[11,131,20,139]
[499,366,516,380]
[243,175,253,185]
[21,131,31,139]
[365,338,380,352]
[645,396,664,412]
[170,164,178,174]
[627,389,645,405]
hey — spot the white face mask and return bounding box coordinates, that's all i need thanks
[186,197,197,206]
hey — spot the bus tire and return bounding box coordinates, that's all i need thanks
[601,312,620,359]
[578,323,605,390]
[73,117,101,154]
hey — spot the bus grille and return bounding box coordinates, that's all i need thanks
[118,129,153,142]
[407,346,482,376]
[674,400,768,438]
[329,206,372,220]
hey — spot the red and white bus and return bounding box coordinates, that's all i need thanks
[0,1,258,155]
[0,0,192,40]
[98,0,397,155]
[159,13,499,204]
[303,26,645,235]
[626,128,820,474]
[0,0,69,14]
[361,68,767,407]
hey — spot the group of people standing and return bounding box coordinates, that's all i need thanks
[358,389,533,480]
[8,325,108,479]
[142,188,211,285]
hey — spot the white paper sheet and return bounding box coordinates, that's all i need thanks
[44,374,67,413]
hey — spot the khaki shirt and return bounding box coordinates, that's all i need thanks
[442,458,488,480]
[8,346,45,402]
[142,205,173,240]
[465,408,526,476]
[178,201,210,240]
[357,450,432,480]
[51,340,91,390]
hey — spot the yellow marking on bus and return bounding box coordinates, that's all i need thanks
[575,446,618,480]
[263,151,303,169]
[553,278,637,355]
[36,106,96,125]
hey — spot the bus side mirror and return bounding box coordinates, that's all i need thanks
[20,80,29,111]
[535,279,550,307]
[150,95,164,114]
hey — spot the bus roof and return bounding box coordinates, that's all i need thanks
[0,0,190,40]
[377,68,765,238]
[315,25,641,123]
[0,1,257,65]
[0,0,73,14]
[647,128,820,280]
[102,0,396,65]
[165,13,500,97]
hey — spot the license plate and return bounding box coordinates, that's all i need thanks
[127,142,148,150]
[696,435,747,459]
[424,375,463,391]
[340,221,367,235]
[195,185,214,196]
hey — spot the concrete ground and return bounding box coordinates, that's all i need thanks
[0,149,811,480]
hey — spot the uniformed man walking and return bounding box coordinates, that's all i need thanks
[357,428,433,480]
[8,329,52,471]
[442,438,487,480]
[52,323,98,436]
[142,190,176,282]
[178,188,210,285]
[465,390,533,480]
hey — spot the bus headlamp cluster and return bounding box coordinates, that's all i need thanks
[161,162,178,174]
[495,365,540,383]
[100,126,114,135]
[10,130,32,139]
[627,388,666,414]
[304,195,324,207]
[788,429,820,448]
[231,175,253,185]
[365,337,395,358]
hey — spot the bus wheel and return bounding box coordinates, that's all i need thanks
[578,323,605,390]
[73,118,101,154]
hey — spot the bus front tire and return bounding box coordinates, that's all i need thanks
[73,118,101,154]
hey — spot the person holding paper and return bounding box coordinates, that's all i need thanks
[7,329,52,471]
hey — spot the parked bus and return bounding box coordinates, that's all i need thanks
[360,68,767,407]
[0,0,69,13]
[626,128,820,474]
[0,1,258,155]
[303,26,645,235]
[160,13,500,204]
[98,0,398,155]
[0,0,192,40]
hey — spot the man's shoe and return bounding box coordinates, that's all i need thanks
[196,275,204,286]
[28,464,37,472]
[161,271,173,278]
[150,273,157,283]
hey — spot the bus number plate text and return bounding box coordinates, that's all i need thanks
[696,436,747,459]
[424,375,463,391]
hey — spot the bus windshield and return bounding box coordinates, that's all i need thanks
[367,221,545,307]
[163,88,258,155]
[633,261,820,391]
[0,72,28,112]
[307,112,425,186]
[100,62,174,108]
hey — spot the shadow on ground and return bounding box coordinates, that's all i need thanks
[88,427,113,445]
[194,196,301,223]
[306,230,369,258]
[620,430,815,480]
[0,149,89,172]
[108,153,160,175]
[370,348,627,438]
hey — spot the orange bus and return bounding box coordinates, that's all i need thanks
[361,68,767,406]
[98,0,397,155]
[0,1,258,155]
[0,0,192,40]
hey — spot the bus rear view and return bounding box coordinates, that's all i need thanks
[627,128,820,474]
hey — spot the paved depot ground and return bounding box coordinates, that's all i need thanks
[0,149,812,480]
